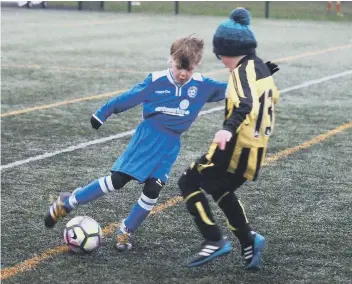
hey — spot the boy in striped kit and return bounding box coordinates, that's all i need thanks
[178,8,280,269]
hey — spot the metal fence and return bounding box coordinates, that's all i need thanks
[3,1,351,21]
[46,1,271,18]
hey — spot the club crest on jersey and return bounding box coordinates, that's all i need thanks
[187,86,198,98]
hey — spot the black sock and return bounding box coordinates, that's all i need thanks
[185,191,222,242]
[234,225,253,247]
[216,192,253,245]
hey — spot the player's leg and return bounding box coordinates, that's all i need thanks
[210,176,251,247]
[44,171,132,228]
[125,178,164,231]
[178,159,232,267]
[116,178,164,251]
[210,175,265,269]
[115,138,179,251]
[208,137,266,269]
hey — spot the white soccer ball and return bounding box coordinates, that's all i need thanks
[63,216,102,253]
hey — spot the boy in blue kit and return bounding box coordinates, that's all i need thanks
[44,36,228,250]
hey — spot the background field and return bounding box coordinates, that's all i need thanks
[44,1,352,21]
[1,5,352,284]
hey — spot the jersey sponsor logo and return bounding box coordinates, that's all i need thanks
[155,90,171,94]
[155,99,190,116]
[187,86,198,98]
[179,99,189,110]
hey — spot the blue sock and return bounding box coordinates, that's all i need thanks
[64,176,115,210]
[124,193,158,232]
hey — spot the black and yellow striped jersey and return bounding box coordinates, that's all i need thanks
[206,54,280,181]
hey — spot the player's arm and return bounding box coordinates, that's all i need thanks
[222,65,255,134]
[213,64,256,150]
[90,74,153,130]
[265,61,280,75]
[204,77,227,102]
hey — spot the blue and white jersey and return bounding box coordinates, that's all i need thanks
[95,69,227,134]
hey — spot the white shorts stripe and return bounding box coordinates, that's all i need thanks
[99,177,108,194]
[105,176,115,192]
[137,198,154,211]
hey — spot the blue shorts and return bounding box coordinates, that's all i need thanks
[111,120,181,183]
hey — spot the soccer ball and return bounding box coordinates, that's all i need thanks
[63,216,102,253]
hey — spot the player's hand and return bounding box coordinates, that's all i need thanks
[213,130,232,150]
[265,61,279,75]
[90,114,103,130]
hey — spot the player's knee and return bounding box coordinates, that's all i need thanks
[110,172,131,190]
[209,187,228,203]
[178,167,199,198]
[143,178,164,199]
[178,170,189,197]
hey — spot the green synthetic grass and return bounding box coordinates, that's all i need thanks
[1,7,352,284]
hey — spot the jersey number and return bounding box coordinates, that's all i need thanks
[254,90,273,138]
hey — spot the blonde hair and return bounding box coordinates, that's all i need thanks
[170,35,204,68]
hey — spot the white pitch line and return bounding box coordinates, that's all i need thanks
[279,70,352,93]
[1,70,351,171]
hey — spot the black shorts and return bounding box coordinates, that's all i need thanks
[192,155,247,194]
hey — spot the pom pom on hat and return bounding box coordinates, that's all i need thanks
[229,8,251,25]
[213,8,257,57]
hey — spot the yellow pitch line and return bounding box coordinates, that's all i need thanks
[1,122,351,280]
[263,122,352,165]
[4,18,144,29]
[1,64,148,74]
[0,246,68,280]
[204,44,352,77]
[61,19,136,28]
[0,196,183,280]
[272,44,352,63]
[1,44,351,118]
[101,196,183,236]
[0,90,128,117]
